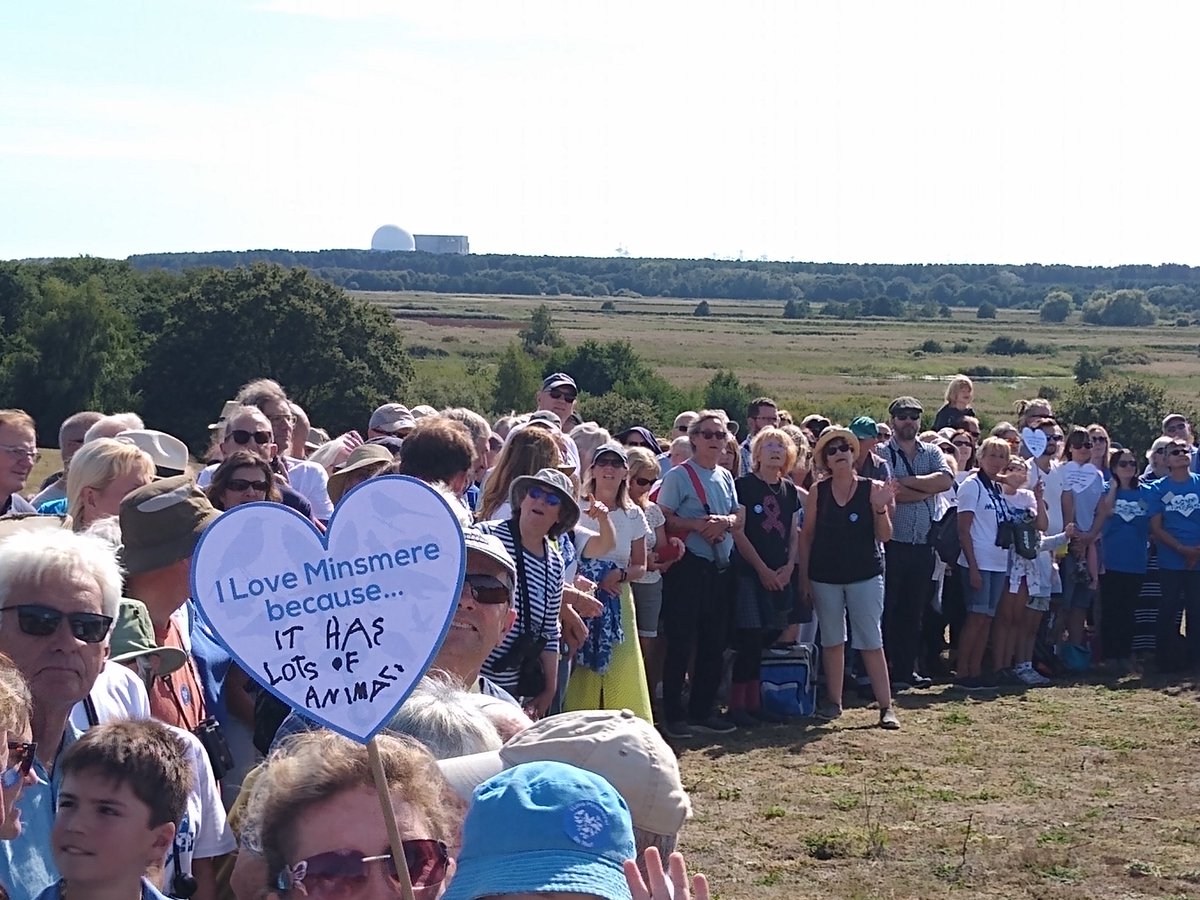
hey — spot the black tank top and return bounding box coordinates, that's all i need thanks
[809,477,884,584]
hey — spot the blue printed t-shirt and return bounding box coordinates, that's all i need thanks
[656,461,737,565]
[0,722,85,899]
[1147,473,1200,570]
[35,876,171,900]
[1101,483,1152,574]
[37,498,68,516]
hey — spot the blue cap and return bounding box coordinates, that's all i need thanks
[442,760,635,900]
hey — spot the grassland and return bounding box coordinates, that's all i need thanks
[357,291,1200,427]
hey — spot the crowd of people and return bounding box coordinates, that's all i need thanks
[0,369,1195,899]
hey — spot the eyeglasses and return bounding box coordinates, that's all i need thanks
[1,740,37,789]
[1169,447,1190,456]
[823,441,852,456]
[892,412,921,422]
[632,476,655,487]
[697,429,727,441]
[462,573,512,605]
[675,425,690,433]
[276,841,450,895]
[0,605,113,644]
[547,389,577,402]
[228,479,269,493]
[1115,460,1138,468]
[230,430,272,446]
[1071,441,1093,450]
[952,440,973,449]
[0,445,39,464]
[526,485,563,507]
[592,457,627,470]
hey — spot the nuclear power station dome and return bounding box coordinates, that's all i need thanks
[370,224,416,252]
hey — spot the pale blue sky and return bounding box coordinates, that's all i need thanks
[3,1,1198,265]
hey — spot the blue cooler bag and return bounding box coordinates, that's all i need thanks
[760,643,818,717]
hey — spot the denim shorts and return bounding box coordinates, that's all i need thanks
[960,566,1006,618]
[811,575,885,650]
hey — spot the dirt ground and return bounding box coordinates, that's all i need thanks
[675,673,1200,899]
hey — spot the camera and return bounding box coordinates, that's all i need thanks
[996,521,1015,549]
[192,717,235,781]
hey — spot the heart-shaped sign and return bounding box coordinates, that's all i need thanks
[190,475,465,743]
[1060,461,1101,494]
[1021,427,1047,459]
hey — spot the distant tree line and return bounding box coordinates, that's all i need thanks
[0,259,413,452]
[128,250,1200,319]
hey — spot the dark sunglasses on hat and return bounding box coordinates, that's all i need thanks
[276,841,450,894]
[230,429,272,446]
[0,605,113,644]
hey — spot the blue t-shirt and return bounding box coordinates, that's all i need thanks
[1147,473,1200,570]
[1101,483,1152,574]
[187,601,233,722]
[0,723,84,898]
[656,461,737,565]
[37,498,68,516]
[35,876,170,900]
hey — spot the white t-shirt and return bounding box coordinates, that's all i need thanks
[577,504,649,568]
[634,503,666,585]
[198,457,333,520]
[956,474,1029,573]
[1028,462,1065,536]
[69,662,152,732]
[168,728,236,877]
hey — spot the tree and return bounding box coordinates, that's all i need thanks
[782,298,807,319]
[0,276,141,432]
[1081,289,1157,327]
[1056,377,1184,451]
[976,301,997,319]
[492,342,539,413]
[136,264,413,451]
[518,304,564,353]
[703,370,757,427]
[693,300,711,317]
[543,339,653,398]
[576,394,662,435]
[1039,290,1072,323]
[1073,351,1104,385]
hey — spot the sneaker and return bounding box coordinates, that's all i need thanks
[813,703,843,722]
[995,668,1023,687]
[689,715,737,734]
[909,672,934,689]
[952,676,993,693]
[727,709,758,728]
[662,720,693,740]
[879,707,901,730]
[1015,663,1051,686]
[750,708,787,724]
[890,675,912,692]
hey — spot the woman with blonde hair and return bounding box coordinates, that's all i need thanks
[477,427,563,522]
[569,422,612,484]
[65,438,155,532]
[0,654,35,844]
[933,375,977,431]
[564,443,653,721]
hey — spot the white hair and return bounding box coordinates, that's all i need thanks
[384,673,502,760]
[464,692,533,741]
[0,530,123,627]
[83,412,145,444]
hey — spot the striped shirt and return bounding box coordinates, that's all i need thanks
[883,439,954,545]
[477,519,564,692]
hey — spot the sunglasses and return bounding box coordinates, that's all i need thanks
[893,412,921,422]
[230,429,271,446]
[592,457,627,469]
[1115,460,1138,468]
[0,605,113,644]
[1169,447,1190,456]
[1154,447,1169,455]
[968,431,981,439]
[277,841,450,895]
[526,485,563,507]
[462,573,512,605]
[1045,435,1063,443]
[823,441,852,456]
[1166,422,1189,431]
[697,429,727,440]
[228,479,269,492]
[2,740,37,789]
[952,440,973,449]
[632,476,656,487]
[1090,436,1109,444]
[675,425,690,433]
[547,389,577,402]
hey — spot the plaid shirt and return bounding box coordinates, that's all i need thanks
[883,438,954,544]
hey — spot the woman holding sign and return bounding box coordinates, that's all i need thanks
[1060,427,1104,649]
[479,469,575,720]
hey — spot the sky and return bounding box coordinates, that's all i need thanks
[3,1,1198,266]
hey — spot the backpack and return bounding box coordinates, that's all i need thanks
[760,643,819,717]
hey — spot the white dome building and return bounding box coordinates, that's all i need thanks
[370,224,416,252]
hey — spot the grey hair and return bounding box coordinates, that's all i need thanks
[384,673,502,760]
[443,408,492,444]
[221,404,270,438]
[83,412,145,444]
[0,530,123,628]
[235,378,288,408]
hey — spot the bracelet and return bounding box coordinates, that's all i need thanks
[873,508,889,515]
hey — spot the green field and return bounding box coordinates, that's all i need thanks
[359,291,1200,429]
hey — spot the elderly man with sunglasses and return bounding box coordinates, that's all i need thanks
[533,373,582,473]
[0,525,123,898]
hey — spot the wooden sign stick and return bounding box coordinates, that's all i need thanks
[367,735,416,900]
